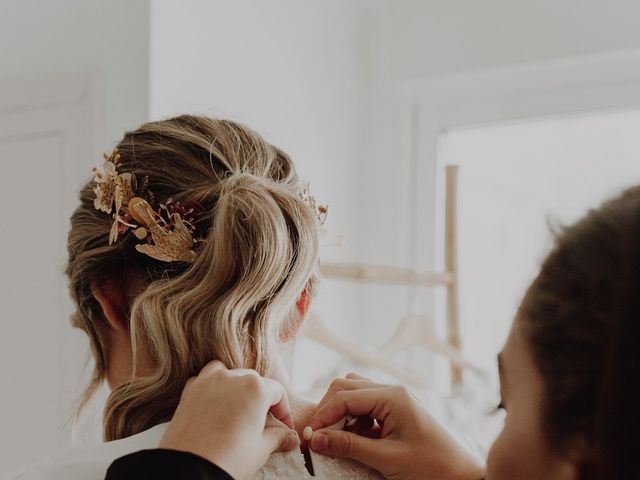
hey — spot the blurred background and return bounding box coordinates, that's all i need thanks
[3,0,640,475]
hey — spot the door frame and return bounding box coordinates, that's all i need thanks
[393,47,640,370]
[0,71,104,450]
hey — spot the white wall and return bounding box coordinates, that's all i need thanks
[0,0,150,471]
[389,0,640,79]
[0,0,150,146]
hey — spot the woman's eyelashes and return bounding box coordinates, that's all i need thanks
[491,400,506,414]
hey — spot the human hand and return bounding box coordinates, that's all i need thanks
[159,360,299,480]
[308,373,486,480]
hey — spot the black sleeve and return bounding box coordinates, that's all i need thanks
[105,449,234,480]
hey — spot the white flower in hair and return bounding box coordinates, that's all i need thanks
[299,182,329,227]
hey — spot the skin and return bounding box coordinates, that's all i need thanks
[486,322,581,480]
[91,277,154,388]
[308,374,486,480]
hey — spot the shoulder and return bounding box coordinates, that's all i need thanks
[4,424,168,480]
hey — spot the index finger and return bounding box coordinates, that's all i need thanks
[310,388,389,431]
[262,378,294,430]
[198,359,227,377]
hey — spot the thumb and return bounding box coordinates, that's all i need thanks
[310,429,386,470]
[263,426,299,454]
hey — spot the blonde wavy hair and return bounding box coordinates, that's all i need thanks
[65,115,320,441]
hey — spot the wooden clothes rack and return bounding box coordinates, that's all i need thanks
[315,165,464,385]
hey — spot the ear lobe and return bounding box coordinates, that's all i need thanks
[91,278,129,332]
[561,436,592,480]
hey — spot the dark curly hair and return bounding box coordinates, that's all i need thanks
[518,185,640,479]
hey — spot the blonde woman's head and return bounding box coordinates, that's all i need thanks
[65,115,320,441]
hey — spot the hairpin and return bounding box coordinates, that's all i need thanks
[92,148,198,263]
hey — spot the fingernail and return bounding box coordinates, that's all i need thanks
[310,431,328,452]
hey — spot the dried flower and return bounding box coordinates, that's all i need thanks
[92,150,198,262]
[133,227,148,240]
[299,183,329,227]
[114,172,134,214]
[93,160,119,214]
[158,199,197,233]
[109,212,137,245]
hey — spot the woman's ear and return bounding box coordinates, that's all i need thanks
[565,436,593,480]
[280,289,312,342]
[91,277,129,331]
[91,277,148,389]
[296,289,311,318]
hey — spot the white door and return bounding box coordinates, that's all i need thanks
[0,74,103,476]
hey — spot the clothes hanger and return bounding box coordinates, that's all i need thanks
[368,117,477,378]
[378,313,484,377]
[301,312,426,387]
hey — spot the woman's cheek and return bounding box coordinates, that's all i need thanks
[486,419,528,480]
[487,415,554,480]
[487,426,511,480]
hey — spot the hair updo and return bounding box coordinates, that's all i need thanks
[65,115,320,441]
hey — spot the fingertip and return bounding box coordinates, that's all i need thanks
[268,428,300,453]
[309,415,338,431]
[309,407,334,431]
[199,359,227,377]
[264,378,294,429]
[282,414,295,430]
[281,431,299,452]
[309,417,324,431]
[309,411,340,431]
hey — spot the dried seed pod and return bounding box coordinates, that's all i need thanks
[133,227,148,240]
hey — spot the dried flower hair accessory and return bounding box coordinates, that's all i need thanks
[92,148,198,263]
[128,197,197,263]
[299,182,329,228]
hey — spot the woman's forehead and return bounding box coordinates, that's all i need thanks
[500,325,545,391]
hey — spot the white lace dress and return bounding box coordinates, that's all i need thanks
[5,422,384,480]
